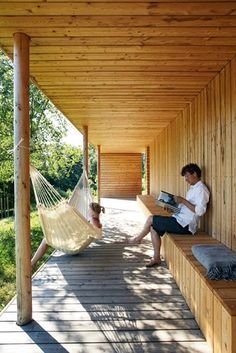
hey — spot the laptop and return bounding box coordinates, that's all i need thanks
[156,190,180,213]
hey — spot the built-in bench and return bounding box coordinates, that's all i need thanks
[137,195,236,353]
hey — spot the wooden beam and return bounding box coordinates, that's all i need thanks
[13,32,32,326]
[83,125,89,176]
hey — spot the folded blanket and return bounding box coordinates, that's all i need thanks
[192,244,236,280]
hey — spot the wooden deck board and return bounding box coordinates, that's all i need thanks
[0,342,213,353]
[0,198,212,353]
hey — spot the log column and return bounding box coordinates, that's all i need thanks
[83,125,89,175]
[146,146,150,195]
[13,32,32,325]
[97,145,101,203]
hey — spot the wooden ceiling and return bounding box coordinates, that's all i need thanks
[1,1,236,153]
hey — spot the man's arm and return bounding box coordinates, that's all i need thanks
[174,196,196,213]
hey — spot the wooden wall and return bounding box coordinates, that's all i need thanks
[150,57,236,250]
[100,153,142,198]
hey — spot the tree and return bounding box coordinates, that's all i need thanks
[0,49,84,201]
[0,51,14,186]
[45,144,83,193]
[89,144,98,195]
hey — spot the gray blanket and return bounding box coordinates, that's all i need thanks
[192,244,236,280]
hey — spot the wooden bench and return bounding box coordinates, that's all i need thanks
[137,195,236,353]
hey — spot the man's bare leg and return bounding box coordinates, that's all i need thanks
[127,215,153,244]
[31,238,49,267]
[146,227,162,267]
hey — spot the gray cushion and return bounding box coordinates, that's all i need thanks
[192,244,236,280]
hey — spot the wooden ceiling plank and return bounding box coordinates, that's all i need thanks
[66,112,180,118]
[30,56,226,65]
[2,35,236,47]
[30,70,214,78]
[2,27,236,38]
[28,52,234,61]
[16,36,236,46]
[31,67,222,73]
[29,59,227,66]
[1,2,236,16]
[1,15,236,27]
[15,45,236,54]
[48,94,197,99]
[2,0,235,3]
[2,36,236,48]
[45,90,200,95]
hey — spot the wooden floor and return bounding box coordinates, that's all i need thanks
[0,198,212,353]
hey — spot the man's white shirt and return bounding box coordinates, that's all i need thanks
[172,180,210,234]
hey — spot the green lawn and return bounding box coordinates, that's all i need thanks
[0,211,53,310]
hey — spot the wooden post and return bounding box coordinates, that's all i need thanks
[13,32,32,325]
[146,146,150,195]
[83,125,89,176]
[97,145,101,203]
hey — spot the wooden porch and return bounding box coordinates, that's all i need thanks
[0,199,211,353]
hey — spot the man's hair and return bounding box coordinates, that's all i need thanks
[181,163,201,178]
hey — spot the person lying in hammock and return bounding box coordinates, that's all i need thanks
[31,202,105,268]
[88,202,105,229]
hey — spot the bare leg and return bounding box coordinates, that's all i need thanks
[31,238,49,267]
[127,215,153,244]
[146,227,162,267]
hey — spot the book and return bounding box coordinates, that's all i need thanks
[156,190,180,213]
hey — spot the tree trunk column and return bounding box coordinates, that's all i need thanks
[83,125,89,175]
[14,32,32,325]
[146,146,150,195]
[97,145,101,203]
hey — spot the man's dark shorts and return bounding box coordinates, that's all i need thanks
[152,215,191,236]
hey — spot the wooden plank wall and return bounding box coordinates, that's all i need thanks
[150,57,236,251]
[100,153,142,198]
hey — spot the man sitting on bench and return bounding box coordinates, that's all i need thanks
[128,163,210,268]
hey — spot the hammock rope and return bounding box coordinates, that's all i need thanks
[30,165,102,254]
[30,165,63,207]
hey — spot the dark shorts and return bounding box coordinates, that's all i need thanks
[152,215,191,237]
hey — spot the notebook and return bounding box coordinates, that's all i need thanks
[156,190,180,213]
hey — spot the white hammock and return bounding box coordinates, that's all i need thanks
[30,165,102,254]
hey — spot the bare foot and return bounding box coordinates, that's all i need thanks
[126,236,142,245]
[145,258,162,268]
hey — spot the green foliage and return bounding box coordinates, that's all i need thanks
[142,153,147,192]
[0,220,15,283]
[0,212,53,309]
[0,50,69,183]
[89,144,98,196]
[0,49,85,199]
[29,87,68,172]
[39,144,84,193]
[0,218,19,308]
[0,52,14,185]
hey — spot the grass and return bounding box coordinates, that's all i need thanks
[0,211,53,310]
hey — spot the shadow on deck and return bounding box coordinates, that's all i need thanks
[0,198,212,353]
